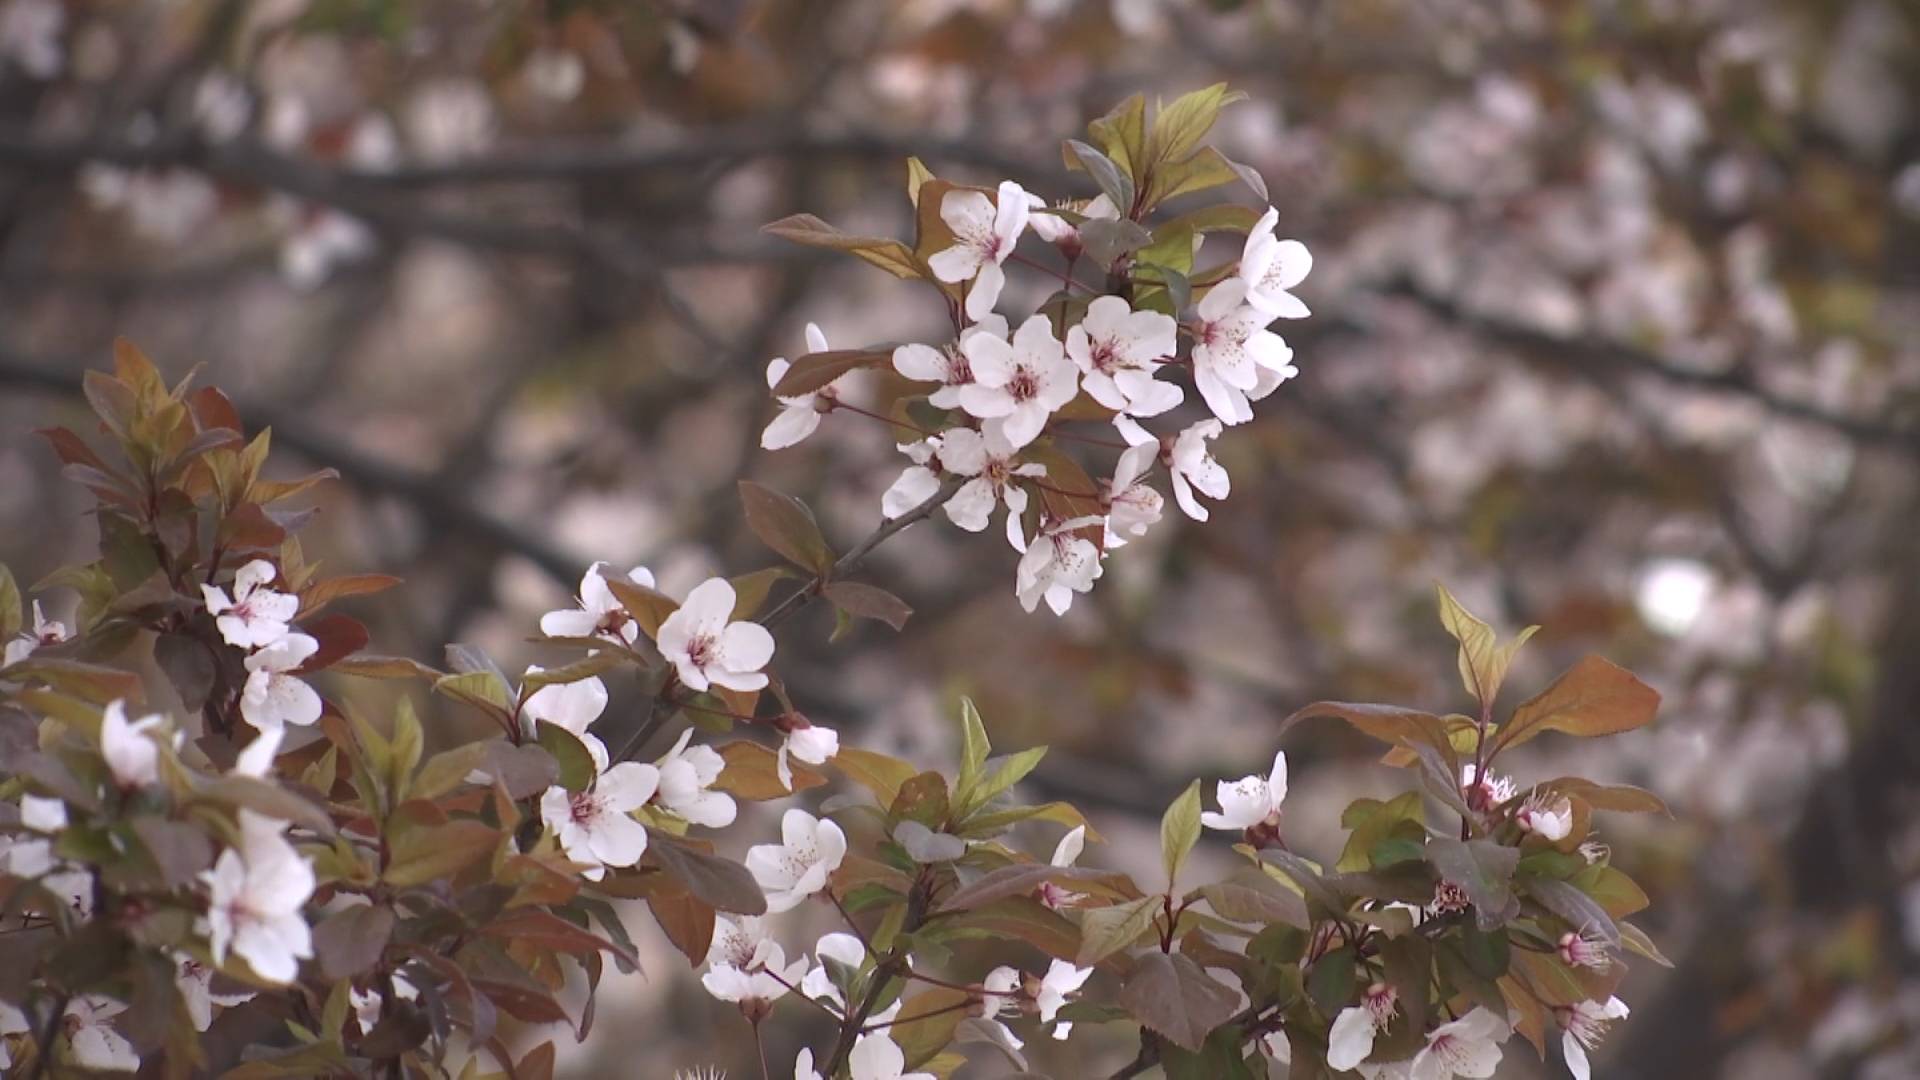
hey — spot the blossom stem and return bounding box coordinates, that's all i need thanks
[831,400,935,437]
[752,1018,772,1080]
[861,996,978,1033]
[826,889,879,960]
[756,969,845,1023]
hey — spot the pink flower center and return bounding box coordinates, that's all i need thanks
[1088,339,1120,373]
[943,346,973,385]
[1007,367,1039,404]
[685,633,717,671]
[569,791,601,825]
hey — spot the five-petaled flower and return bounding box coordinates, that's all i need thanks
[959,313,1080,450]
[100,699,166,788]
[655,728,737,828]
[1015,515,1104,616]
[883,426,1044,551]
[701,915,807,1013]
[1236,207,1313,320]
[657,577,775,693]
[201,560,299,649]
[1408,1006,1508,1080]
[176,954,255,1032]
[1168,419,1230,522]
[1034,959,1093,1039]
[541,562,653,645]
[1037,825,1088,911]
[241,631,322,731]
[1189,279,1297,426]
[2,599,68,667]
[744,808,847,913]
[1066,295,1180,421]
[1103,440,1163,547]
[773,712,840,792]
[892,315,1005,409]
[539,760,659,880]
[801,931,867,1010]
[62,995,139,1072]
[928,181,1030,320]
[1328,982,1399,1071]
[200,809,316,985]
[848,1032,936,1080]
[1560,996,1629,1080]
[1516,792,1574,840]
[1201,749,1288,832]
[763,323,840,450]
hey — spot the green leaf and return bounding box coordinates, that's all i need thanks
[384,820,500,887]
[1085,94,1147,184]
[1619,921,1674,967]
[1306,945,1357,1014]
[1535,777,1670,815]
[647,835,768,915]
[768,348,894,397]
[536,721,597,793]
[196,776,337,837]
[1529,877,1621,945]
[1283,700,1458,773]
[834,746,920,805]
[1569,864,1650,919]
[433,670,514,724]
[1120,951,1238,1052]
[1160,780,1203,885]
[1496,655,1662,753]
[822,581,912,632]
[1160,1024,1260,1080]
[1145,84,1247,173]
[1078,218,1152,272]
[0,564,20,642]
[1197,870,1308,929]
[968,746,1048,811]
[738,480,834,575]
[411,741,492,802]
[313,903,395,980]
[1077,894,1162,966]
[761,213,923,280]
[904,157,935,208]
[1425,838,1520,929]
[955,697,991,809]
[1065,139,1135,214]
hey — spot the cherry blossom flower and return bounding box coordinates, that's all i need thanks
[802,931,867,1010]
[201,560,299,649]
[1027,193,1118,254]
[99,699,166,788]
[702,915,806,1010]
[1015,516,1104,615]
[1035,959,1092,1039]
[22,792,66,833]
[1517,792,1574,840]
[1409,1007,1508,1080]
[979,965,1026,1049]
[201,810,316,984]
[3,599,69,666]
[1461,764,1517,812]
[1038,825,1087,910]
[541,562,654,645]
[745,808,847,913]
[774,713,839,792]
[656,729,737,828]
[539,761,659,880]
[63,996,138,1072]
[1103,440,1163,547]
[1236,207,1313,320]
[959,314,1080,449]
[1262,1030,1293,1065]
[796,1048,824,1080]
[1201,750,1288,831]
[883,427,1043,551]
[351,972,418,1035]
[1167,419,1229,522]
[764,324,839,450]
[657,578,776,693]
[1561,996,1629,1080]
[241,631,322,731]
[891,315,1006,409]
[1328,982,1399,1070]
[233,728,283,779]
[928,181,1030,320]
[193,72,252,143]
[176,954,255,1032]
[1066,296,1180,419]
[521,671,609,743]
[1190,279,1296,425]
[1558,929,1615,972]
[849,1032,936,1080]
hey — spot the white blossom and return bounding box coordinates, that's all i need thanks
[201,810,316,984]
[777,721,839,793]
[1561,996,1629,1080]
[176,954,254,1032]
[1066,296,1180,419]
[702,915,806,1006]
[802,931,867,1009]
[280,208,376,291]
[521,671,609,742]
[1461,764,1517,810]
[745,809,847,913]
[1190,279,1296,425]
[655,728,737,828]
[796,1048,824,1080]
[1103,440,1162,546]
[1558,929,1614,972]
[521,47,585,103]
[1328,982,1398,1070]
[201,560,299,649]
[1168,419,1229,522]
[1015,516,1103,616]
[350,972,418,1035]
[1035,959,1092,1039]
[1201,750,1288,831]
[1236,207,1313,320]
[241,631,322,731]
[1409,1007,1508,1080]
[4,599,69,666]
[849,1032,935,1080]
[893,315,1006,408]
[959,315,1079,449]
[63,996,137,1072]
[657,578,775,693]
[1027,192,1118,249]
[883,427,1044,551]
[541,562,654,645]
[404,78,494,162]
[193,72,253,143]
[100,699,166,788]
[540,761,659,880]
[1516,792,1574,840]
[763,324,839,450]
[928,181,1029,320]
[21,792,66,833]
[1038,825,1087,910]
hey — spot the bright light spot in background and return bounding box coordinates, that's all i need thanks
[1637,558,1714,637]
